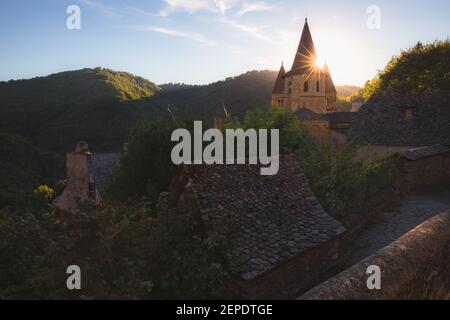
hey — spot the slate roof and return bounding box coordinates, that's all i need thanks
[295,109,356,130]
[272,64,286,94]
[89,153,122,194]
[289,19,317,75]
[400,144,450,161]
[351,91,450,146]
[294,108,323,120]
[181,154,346,281]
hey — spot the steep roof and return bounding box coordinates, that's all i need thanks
[179,155,346,280]
[323,64,337,94]
[89,152,122,194]
[350,91,450,146]
[400,144,450,161]
[272,64,286,94]
[289,19,317,75]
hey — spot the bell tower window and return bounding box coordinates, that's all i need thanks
[317,81,320,92]
[304,81,309,92]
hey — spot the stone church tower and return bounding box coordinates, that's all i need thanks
[272,19,337,114]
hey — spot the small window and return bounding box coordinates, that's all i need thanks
[403,107,415,119]
[316,81,320,92]
[288,82,292,94]
[304,81,309,92]
[278,99,283,107]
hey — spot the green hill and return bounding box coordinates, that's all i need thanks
[0,67,363,154]
[0,68,160,152]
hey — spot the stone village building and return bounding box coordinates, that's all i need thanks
[54,142,123,211]
[55,142,348,298]
[272,19,337,113]
[351,91,450,160]
[169,155,346,298]
[272,19,355,148]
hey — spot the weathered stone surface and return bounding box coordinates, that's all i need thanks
[176,155,346,281]
[351,91,450,146]
[299,211,450,300]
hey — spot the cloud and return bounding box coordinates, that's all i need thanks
[219,17,275,43]
[157,0,239,16]
[236,2,273,17]
[82,0,121,19]
[144,26,217,46]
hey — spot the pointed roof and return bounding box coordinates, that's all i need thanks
[272,63,286,94]
[323,64,337,94]
[289,19,317,75]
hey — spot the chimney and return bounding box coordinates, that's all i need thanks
[74,141,91,154]
[213,102,227,130]
[55,141,96,211]
[213,117,225,131]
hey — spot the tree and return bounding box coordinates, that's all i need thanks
[359,40,450,99]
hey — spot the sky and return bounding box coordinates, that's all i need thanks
[0,0,449,86]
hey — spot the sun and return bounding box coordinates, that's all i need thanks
[315,56,325,69]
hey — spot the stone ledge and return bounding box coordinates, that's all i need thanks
[299,211,450,300]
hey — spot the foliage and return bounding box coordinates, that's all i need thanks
[0,133,63,209]
[0,68,160,153]
[359,40,450,99]
[30,185,56,211]
[226,107,315,154]
[296,143,400,220]
[106,118,177,204]
[336,96,352,112]
[227,108,399,221]
[0,199,228,299]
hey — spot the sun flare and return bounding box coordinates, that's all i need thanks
[315,57,325,69]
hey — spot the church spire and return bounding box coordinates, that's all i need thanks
[272,62,286,94]
[291,18,317,72]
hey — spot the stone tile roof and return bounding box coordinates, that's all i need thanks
[400,144,450,161]
[89,153,122,194]
[182,155,346,280]
[289,19,317,75]
[272,64,286,94]
[351,91,450,146]
[327,112,357,123]
[294,108,323,120]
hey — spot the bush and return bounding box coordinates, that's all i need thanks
[228,108,399,221]
[359,40,450,99]
[0,199,228,299]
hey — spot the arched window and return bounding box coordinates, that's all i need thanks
[317,81,320,92]
[303,81,309,92]
[288,82,292,94]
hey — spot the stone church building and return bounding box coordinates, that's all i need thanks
[272,19,337,114]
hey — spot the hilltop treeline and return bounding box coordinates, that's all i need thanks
[359,40,450,99]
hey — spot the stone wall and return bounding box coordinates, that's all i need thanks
[396,152,450,194]
[283,73,336,113]
[227,234,345,299]
[300,119,347,149]
[300,211,450,300]
[356,144,420,161]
